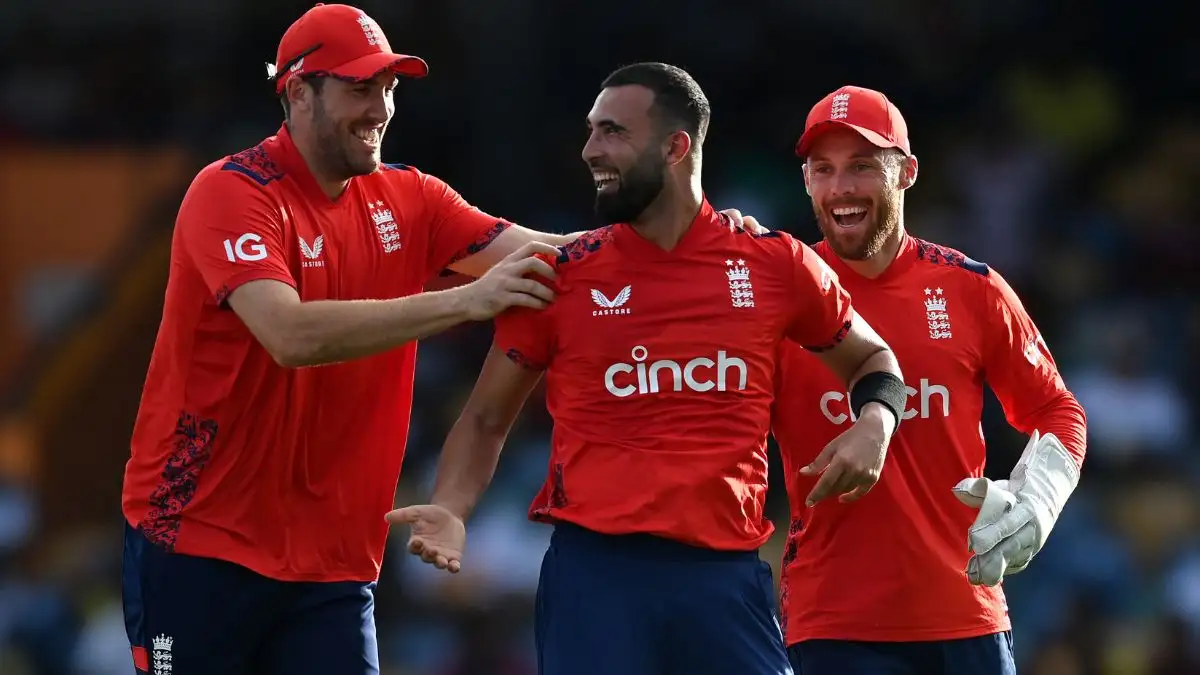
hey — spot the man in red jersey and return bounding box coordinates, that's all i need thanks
[772,85,1088,675]
[388,64,909,675]
[119,6,761,675]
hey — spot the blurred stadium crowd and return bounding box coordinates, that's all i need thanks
[0,1,1196,673]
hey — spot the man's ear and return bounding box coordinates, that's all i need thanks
[664,130,693,166]
[899,155,919,190]
[285,77,315,115]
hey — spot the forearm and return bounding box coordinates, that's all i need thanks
[847,347,901,388]
[429,417,508,520]
[282,286,472,367]
[846,348,903,433]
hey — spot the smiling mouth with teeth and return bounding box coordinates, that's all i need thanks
[353,127,382,148]
[593,171,620,192]
[830,205,869,228]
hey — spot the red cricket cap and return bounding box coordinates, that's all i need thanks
[271,3,428,95]
[795,85,910,158]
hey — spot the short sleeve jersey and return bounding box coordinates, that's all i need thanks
[493,200,853,551]
[772,235,1086,643]
[121,125,510,582]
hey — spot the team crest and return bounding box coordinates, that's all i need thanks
[368,200,401,254]
[726,259,755,308]
[151,634,173,675]
[924,288,952,339]
[357,13,385,46]
[829,92,851,120]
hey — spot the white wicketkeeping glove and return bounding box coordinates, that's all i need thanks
[951,431,1080,586]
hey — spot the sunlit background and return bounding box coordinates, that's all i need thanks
[0,1,1197,674]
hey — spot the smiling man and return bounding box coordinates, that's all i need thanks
[772,86,1087,675]
[118,4,587,675]
[389,63,908,675]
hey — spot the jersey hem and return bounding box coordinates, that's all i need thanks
[786,618,1012,645]
[124,515,382,584]
[540,514,774,552]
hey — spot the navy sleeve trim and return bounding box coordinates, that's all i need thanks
[505,348,547,371]
[444,221,511,267]
[914,239,990,276]
[555,226,615,266]
[803,319,853,353]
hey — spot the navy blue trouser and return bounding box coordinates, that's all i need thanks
[535,523,792,675]
[788,631,1016,675]
[121,522,379,675]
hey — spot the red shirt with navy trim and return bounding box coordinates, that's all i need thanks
[772,235,1087,643]
[122,125,510,582]
[492,200,854,551]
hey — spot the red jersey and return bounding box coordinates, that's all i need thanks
[493,200,854,551]
[773,235,1087,643]
[122,125,509,582]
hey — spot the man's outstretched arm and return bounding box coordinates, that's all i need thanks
[799,314,906,505]
[229,242,558,367]
[951,269,1086,587]
[386,344,545,572]
[781,237,906,506]
[429,345,544,519]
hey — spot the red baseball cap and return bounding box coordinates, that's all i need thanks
[795,85,910,158]
[271,3,428,95]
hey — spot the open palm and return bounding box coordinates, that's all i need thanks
[385,504,466,573]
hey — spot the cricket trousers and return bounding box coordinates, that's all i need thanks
[121,522,379,675]
[535,522,792,675]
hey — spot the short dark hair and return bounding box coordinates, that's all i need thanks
[601,62,710,154]
[280,75,326,121]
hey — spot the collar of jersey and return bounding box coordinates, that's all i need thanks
[271,124,354,207]
[818,233,918,284]
[612,197,719,262]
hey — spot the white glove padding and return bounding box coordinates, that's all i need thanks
[952,431,1080,586]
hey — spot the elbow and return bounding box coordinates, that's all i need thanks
[265,343,313,369]
[1043,389,1087,429]
[267,307,346,368]
[463,409,514,443]
[458,405,518,447]
[1067,390,1088,427]
[259,330,327,369]
[269,347,313,369]
[1029,390,1089,467]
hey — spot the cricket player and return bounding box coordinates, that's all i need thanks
[772,86,1088,674]
[388,64,910,675]
[118,6,762,675]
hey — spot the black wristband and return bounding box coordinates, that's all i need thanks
[850,371,906,431]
